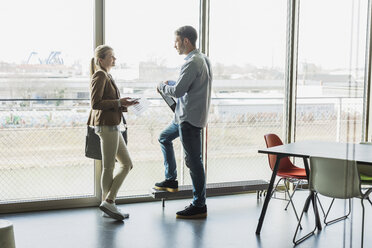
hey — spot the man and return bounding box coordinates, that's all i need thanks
[155,26,212,219]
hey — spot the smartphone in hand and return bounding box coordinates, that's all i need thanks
[167,80,176,86]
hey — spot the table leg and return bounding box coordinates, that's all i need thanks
[303,195,311,213]
[256,155,282,235]
[303,157,311,213]
[303,157,322,230]
[311,192,322,230]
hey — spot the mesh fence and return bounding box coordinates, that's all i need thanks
[0,100,94,202]
[294,97,363,167]
[0,99,183,201]
[295,98,363,142]
[0,97,364,203]
[117,101,183,197]
[207,99,283,183]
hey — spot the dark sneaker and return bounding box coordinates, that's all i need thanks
[176,204,207,219]
[154,180,178,192]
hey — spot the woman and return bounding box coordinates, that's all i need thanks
[87,45,138,221]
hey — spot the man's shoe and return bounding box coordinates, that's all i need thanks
[176,204,207,219]
[99,201,129,221]
[154,180,178,192]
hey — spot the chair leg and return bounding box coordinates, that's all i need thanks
[367,197,372,206]
[316,194,326,217]
[284,179,301,210]
[283,179,294,210]
[324,198,352,226]
[283,179,303,229]
[271,177,284,198]
[293,192,318,245]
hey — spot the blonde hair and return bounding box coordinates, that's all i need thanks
[90,45,113,77]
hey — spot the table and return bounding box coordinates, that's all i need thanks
[255,140,372,235]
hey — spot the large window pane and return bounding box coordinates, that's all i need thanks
[208,0,287,183]
[0,0,94,203]
[295,0,367,143]
[105,0,199,197]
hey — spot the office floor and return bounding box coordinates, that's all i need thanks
[1,192,371,248]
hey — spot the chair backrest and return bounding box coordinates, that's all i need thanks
[264,133,296,171]
[309,156,362,199]
[358,142,372,177]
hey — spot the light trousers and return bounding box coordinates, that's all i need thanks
[96,126,133,201]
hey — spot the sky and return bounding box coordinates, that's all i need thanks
[297,0,367,72]
[0,0,367,74]
[0,0,93,66]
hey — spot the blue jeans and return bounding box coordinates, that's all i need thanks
[158,121,206,207]
[159,121,179,181]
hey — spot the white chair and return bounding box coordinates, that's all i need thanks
[293,157,372,247]
[0,219,16,248]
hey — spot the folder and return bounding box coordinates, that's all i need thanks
[159,91,176,112]
[159,80,177,112]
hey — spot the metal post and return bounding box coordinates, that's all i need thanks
[362,0,372,142]
[284,0,300,144]
[199,0,210,180]
[93,0,105,203]
[94,0,105,48]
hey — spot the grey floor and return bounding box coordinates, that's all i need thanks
[1,191,371,248]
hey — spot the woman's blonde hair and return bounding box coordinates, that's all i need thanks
[90,45,113,77]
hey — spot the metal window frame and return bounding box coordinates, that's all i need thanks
[284,0,299,144]
[199,0,210,178]
[363,0,372,142]
[94,0,105,47]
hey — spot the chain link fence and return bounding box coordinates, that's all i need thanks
[294,97,363,167]
[0,99,182,201]
[295,97,363,142]
[207,98,283,183]
[0,100,93,202]
[0,96,364,203]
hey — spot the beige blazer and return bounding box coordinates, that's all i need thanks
[87,70,125,126]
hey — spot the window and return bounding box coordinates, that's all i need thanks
[295,0,368,143]
[1,0,371,210]
[105,0,199,196]
[0,0,94,203]
[208,0,287,182]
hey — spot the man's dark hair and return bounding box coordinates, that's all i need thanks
[175,26,198,47]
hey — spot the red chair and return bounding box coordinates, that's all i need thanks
[264,133,308,223]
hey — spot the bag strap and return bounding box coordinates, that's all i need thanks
[122,114,127,130]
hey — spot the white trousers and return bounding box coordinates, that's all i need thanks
[96,126,133,201]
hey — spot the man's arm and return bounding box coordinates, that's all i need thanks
[158,60,198,98]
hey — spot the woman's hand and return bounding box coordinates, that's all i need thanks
[120,97,139,107]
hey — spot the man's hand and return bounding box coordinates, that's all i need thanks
[157,82,163,93]
[157,81,170,93]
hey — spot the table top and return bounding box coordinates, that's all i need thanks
[258,140,372,164]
